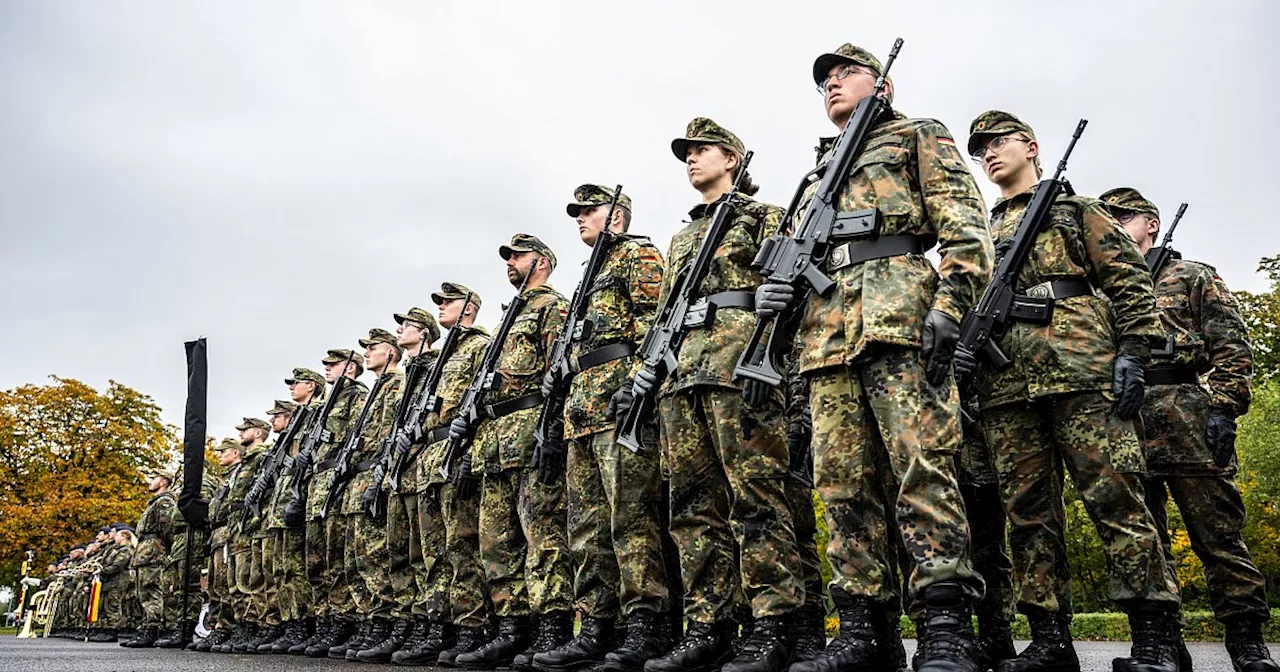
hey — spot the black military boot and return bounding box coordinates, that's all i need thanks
[915,582,980,672]
[269,619,306,653]
[1110,603,1178,672]
[231,623,261,653]
[534,614,615,671]
[790,593,884,672]
[213,623,246,653]
[643,621,736,672]
[439,624,489,666]
[879,612,908,672]
[996,608,1077,672]
[358,617,412,663]
[195,627,228,652]
[456,616,533,669]
[89,628,119,643]
[722,615,793,672]
[292,619,327,655]
[155,628,188,649]
[246,623,281,654]
[313,618,354,658]
[347,618,389,661]
[974,615,1016,672]
[1225,619,1279,672]
[789,607,828,665]
[395,620,454,665]
[515,611,574,670]
[122,625,158,648]
[603,609,672,672]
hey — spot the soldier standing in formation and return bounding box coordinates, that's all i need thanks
[122,467,180,648]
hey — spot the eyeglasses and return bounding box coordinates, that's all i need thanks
[969,135,1028,165]
[1113,210,1145,224]
[816,64,870,94]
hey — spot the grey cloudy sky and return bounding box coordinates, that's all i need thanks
[2,1,1276,439]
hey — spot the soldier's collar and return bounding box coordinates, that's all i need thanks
[990,182,1040,214]
[687,191,752,219]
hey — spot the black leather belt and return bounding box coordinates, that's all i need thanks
[483,393,544,419]
[1008,279,1095,323]
[1146,367,1198,386]
[315,458,339,472]
[576,343,636,371]
[683,291,755,329]
[824,234,931,272]
[227,503,245,513]
[353,459,379,474]
[426,426,451,444]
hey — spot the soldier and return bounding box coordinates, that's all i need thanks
[449,234,575,670]
[531,185,670,672]
[258,398,312,654]
[198,439,245,652]
[122,467,180,648]
[302,350,368,658]
[395,283,492,666]
[951,111,1180,672]
[335,328,407,662]
[1104,187,1278,672]
[171,455,221,650]
[755,43,995,672]
[226,417,272,653]
[629,118,804,672]
[89,524,134,642]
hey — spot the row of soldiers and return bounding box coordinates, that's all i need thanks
[38,39,1278,672]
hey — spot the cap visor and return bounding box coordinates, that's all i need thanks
[813,53,852,86]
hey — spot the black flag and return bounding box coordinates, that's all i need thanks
[178,338,209,526]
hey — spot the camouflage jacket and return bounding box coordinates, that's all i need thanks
[208,467,235,549]
[381,349,438,492]
[792,113,994,373]
[131,491,178,567]
[473,284,568,471]
[229,443,269,548]
[307,378,368,520]
[418,326,489,488]
[975,185,1163,410]
[565,235,664,437]
[1141,256,1253,475]
[97,540,132,585]
[340,369,405,515]
[647,195,782,395]
[265,403,320,530]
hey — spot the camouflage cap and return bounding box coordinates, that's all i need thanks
[565,184,633,218]
[213,437,242,452]
[284,367,325,387]
[393,307,443,343]
[235,417,270,432]
[1100,187,1161,219]
[322,348,365,366]
[670,117,746,163]
[967,109,1037,156]
[145,466,177,481]
[431,282,483,309]
[812,43,887,86]
[358,327,402,353]
[499,233,557,270]
[265,399,298,416]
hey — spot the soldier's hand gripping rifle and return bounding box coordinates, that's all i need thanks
[241,405,310,530]
[533,186,623,475]
[733,38,904,386]
[952,119,1088,381]
[615,155,753,452]
[283,351,355,526]
[1144,202,1188,277]
[439,273,533,480]
[320,370,390,519]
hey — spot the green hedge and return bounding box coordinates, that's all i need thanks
[826,609,1280,642]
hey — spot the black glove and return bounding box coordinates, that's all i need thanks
[535,440,567,485]
[540,369,560,399]
[292,450,313,473]
[283,497,306,528]
[360,475,383,519]
[1112,353,1146,420]
[921,310,961,387]
[608,385,635,421]
[1206,413,1238,468]
[453,457,479,500]
[393,431,414,456]
[632,368,659,400]
[755,282,795,319]
[952,345,978,388]
[448,416,471,442]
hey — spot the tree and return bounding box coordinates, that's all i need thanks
[0,377,177,583]
[1236,254,1280,382]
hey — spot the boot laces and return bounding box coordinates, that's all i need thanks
[672,623,717,653]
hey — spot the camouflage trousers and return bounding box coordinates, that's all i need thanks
[983,391,1179,613]
[164,528,204,629]
[133,565,165,628]
[568,429,669,619]
[807,350,982,605]
[269,528,309,622]
[388,488,427,620]
[304,518,329,618]
[413,485,449,622]
[956,415,1016,623]
[210,544,235,627]
[249,535,276,625]
[438,479,489,627]
[344,511,393,618]
[1145,474,1270,624]
[232,544,256,623]
[97,578,128,628]
[323,513,355,617]
[658,385,803,623]
[785,478,826,615]
[480,467,573,617]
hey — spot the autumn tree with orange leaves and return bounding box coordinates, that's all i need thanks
[0,377,176,583]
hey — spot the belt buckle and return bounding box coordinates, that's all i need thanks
[1024,281,1054,300]
[828,243,848,270]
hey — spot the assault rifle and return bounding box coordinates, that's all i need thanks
[616,154,754,452]
[1144,202,1188,277]
[953,119,1088,374]
[361,340,429,520]
[283,351,354,526]
[733,38,903,386]
[439,273,533,480]
[320,370,390,518]
[241,405,310,528]
[534,185,623,463]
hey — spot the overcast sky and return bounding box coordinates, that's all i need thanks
[2,1,1277,441]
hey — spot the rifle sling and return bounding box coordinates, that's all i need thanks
[352,459,380,474]
[1007,279,1095,322]
[314,458,340,473]
[682,291,754,330]
[823,234,931,272]
[575,342,637,371]
[426,426,452,444]
[483,392,544,420]
[1146,366,1198,387]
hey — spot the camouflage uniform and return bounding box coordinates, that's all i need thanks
[955,403,1016,625]
[264,398,310,627]
[791,101,991,606]
[166,463,217,633]
[419,283,490,629]
[474,271,573,618]
[654,133,804,623]
[207,440,245,629]
[132,483,180,630]
[230,438,269,625]
[560,184,670,621]
[96,538,133,630]
[1101,187,1269,626]
[965,111,1176,615]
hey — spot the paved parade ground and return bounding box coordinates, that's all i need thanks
[0,636,1262,672]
